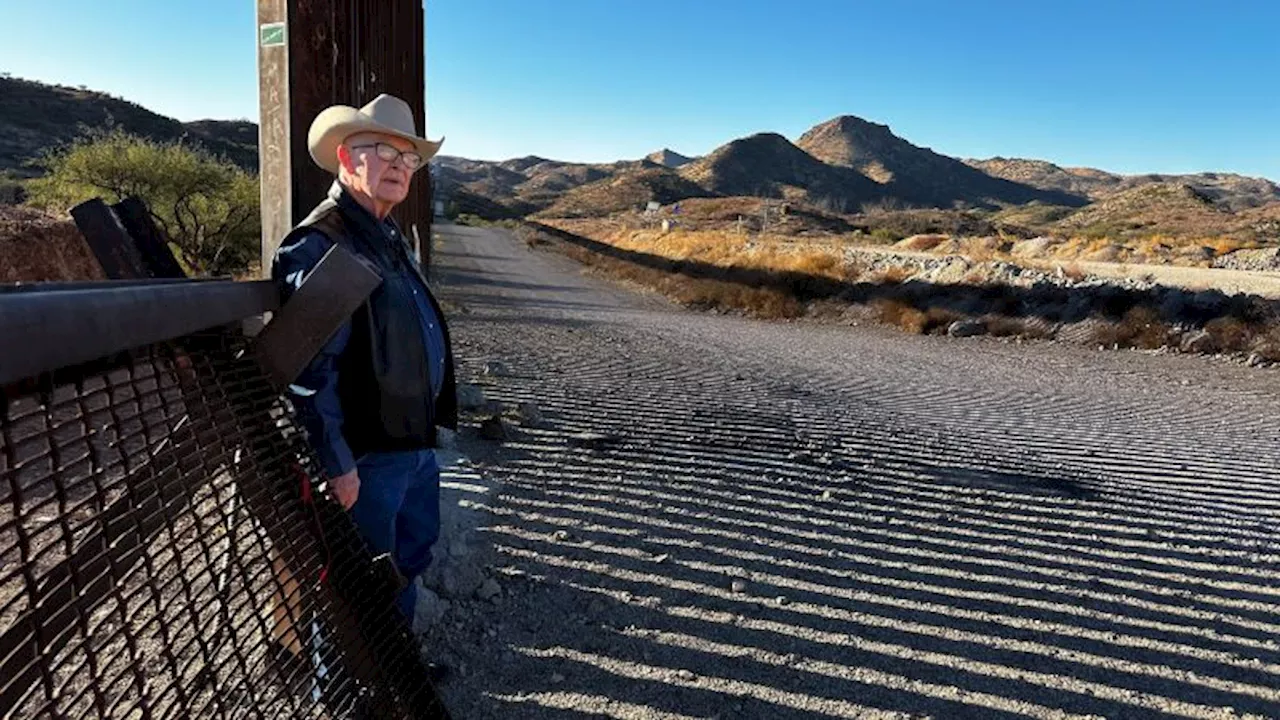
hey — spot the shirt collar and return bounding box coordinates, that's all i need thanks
[330,181,400,243]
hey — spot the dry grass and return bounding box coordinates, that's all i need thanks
[878,227,1271,270]
[896,234,949,252]
[523,220,1280,364]
[528,226,805,319]
[869,266,913,285]
[550,223,855,285]
[1017,233,1261,267]
[873,298,928,334]
[960,238,1002,263]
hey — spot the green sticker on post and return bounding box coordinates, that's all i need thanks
[260,22,286,47]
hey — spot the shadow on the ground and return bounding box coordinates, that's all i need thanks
[436,368,1280,720]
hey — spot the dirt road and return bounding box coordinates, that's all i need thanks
[426,222,1280,720]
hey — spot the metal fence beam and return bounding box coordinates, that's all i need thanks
[113,197,188,279]
[0,281,279,385]
[254,243,381,388]
[70,199,149,280]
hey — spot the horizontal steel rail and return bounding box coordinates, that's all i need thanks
[0,279,280,386]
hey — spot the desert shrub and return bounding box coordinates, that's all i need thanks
[26,130,259,276]
[870,266,913,285]
[1203,316,1256,353]
[1091,306,1174,349]
[789,251,841,277]
[1249,327,1280,362]
[1061,262,1087,281]
[922,307,963,334]
[869,227,901,244]
[897,234,948,252]
[873,297,927,334]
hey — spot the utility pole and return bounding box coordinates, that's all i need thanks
[256,0,431,277]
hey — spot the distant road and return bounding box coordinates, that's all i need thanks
[430,221,1280,720]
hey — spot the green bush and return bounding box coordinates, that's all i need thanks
[25,130,260,276]
[869,227,902,244]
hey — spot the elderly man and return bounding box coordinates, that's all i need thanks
[272,94,456,627]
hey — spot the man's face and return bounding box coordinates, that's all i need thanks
[340,132,418,206]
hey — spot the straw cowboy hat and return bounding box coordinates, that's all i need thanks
[307,93,444,175]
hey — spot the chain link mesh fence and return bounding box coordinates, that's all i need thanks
[1,325,450,719]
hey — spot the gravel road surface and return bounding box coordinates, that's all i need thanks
[424,223,1280,720]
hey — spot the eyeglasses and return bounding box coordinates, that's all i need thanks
[349,142,424,170]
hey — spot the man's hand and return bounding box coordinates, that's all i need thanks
[329,469,360,510]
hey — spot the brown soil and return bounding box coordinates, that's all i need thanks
[0,205,103,282]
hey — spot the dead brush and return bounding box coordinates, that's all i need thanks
[1060,262,1087,281]
[1207,236,1249,258]
[787,250,843,279]
[672,278,802,319]
[1204,316,1257,354]
[1249,326,1280,362]
[974,315,1054,340]
[870,265,913,285]
[1091,306,1175,349]
[897,234,948,252]
[923,307,963,335]
[960,237,1002,263]
[872,297,928,334]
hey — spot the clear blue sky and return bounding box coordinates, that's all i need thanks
[2,1,1277,179]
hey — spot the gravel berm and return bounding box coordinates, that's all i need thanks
[422,222,1280,720]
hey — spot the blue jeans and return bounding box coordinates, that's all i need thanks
[349,449,441,620]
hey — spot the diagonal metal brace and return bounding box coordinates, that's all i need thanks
[253,242,382,389]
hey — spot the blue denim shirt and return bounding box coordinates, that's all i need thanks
[273,183,447,478]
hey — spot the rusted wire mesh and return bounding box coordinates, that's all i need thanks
[0,328,449,719]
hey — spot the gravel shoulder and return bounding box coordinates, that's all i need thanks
[423,223,1280,720]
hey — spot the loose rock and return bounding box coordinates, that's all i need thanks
[730,579,747,593]
[568,431,620,449]
[413,587,449,631]
[456,383,487,411]
[479,415,513,441]
[1180,330,1214,354]
[475,578,502,602]
[948,319,987,338]
[516,401,547,428]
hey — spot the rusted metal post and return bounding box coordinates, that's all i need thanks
[70,199,150,280]
[257,0,434,275]
[257,0,293,277]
